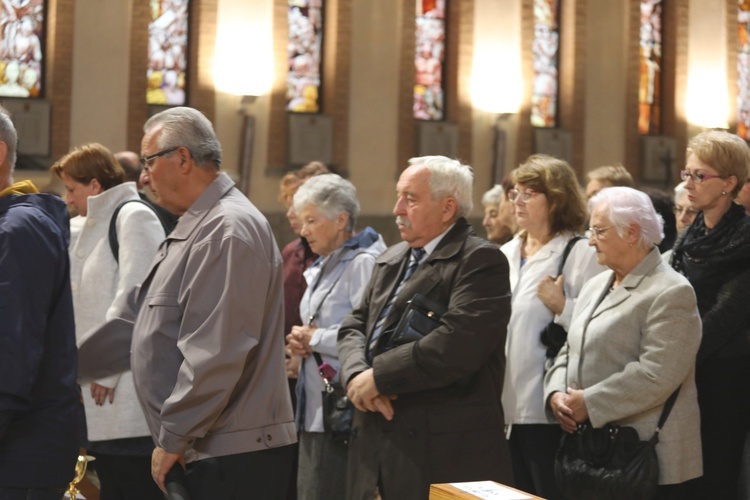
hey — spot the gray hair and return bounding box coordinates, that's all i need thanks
[589,186,664,248]
[408,155,474,217]
[673,180,688,202]
[293,173,360,233]
[482,184,504,206]
[144,107,222,169]
[0,106,17,172]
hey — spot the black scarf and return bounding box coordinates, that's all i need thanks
[671,203,750,286]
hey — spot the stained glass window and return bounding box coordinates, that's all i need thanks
[414,0,445,121]
[638,0,662,135]
[287,0,322,113]
[147,0,189,106]
[0,0,44,99]
[738,0,750,140]
[531,0,559,128]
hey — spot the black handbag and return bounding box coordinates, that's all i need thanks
[540,236,584,360]
[554,388,680,500]
[312,352,353,445]
[387,293,447,347]
[321,381,354,444]
[305,270,354,445]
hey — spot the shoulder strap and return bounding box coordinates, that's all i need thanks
[656,386,681,432]
[557,235,585,277]
[109,199,166,263]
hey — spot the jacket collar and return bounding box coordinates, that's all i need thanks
[591,246,662,318]
[167,172,235,241]
[377,217,473,265]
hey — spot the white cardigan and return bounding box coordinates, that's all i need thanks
[70,182,166,442]
[500,232,605,435]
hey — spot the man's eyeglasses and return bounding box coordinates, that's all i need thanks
[508,188,541,203]
[588,226,612,239]
[680,170,722,184]
[140,146,179,170]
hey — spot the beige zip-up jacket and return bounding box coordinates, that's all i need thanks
[130,173,295,461]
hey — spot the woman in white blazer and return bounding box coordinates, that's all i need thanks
[546,187,703,498]
[500,155,604,499]
[52,144,166,500]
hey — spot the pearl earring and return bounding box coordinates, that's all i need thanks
[722,190,727,195]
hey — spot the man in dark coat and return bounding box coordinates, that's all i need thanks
[0,106,80,498]
[338,155,513,499]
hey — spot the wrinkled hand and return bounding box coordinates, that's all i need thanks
[286,325,315,357]
[537,275,566,316]
[549,391,578,433]
[90,382,115,406]
[564,387,588,423]
[285,354,301,379]
[346,368,397,421]
[151,447,185,494]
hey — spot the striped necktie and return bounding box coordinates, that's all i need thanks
[369,247,425,352]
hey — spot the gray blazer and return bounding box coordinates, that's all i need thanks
[544,247,703,485]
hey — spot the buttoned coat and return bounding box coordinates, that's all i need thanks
[338,218,513,499]
[544,248,703,485]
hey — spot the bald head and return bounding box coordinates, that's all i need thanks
[115,151,143,187]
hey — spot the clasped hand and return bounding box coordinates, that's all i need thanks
[549,387,588,433]
[537,274,566,316]
[286,325,315,357]
[346,368,397,421]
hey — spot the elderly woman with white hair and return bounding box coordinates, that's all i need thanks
[286,173,386,500]
[545,187,703,498]
[481,180,517,245]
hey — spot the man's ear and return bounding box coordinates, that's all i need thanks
[441,196,458,222]
[0,141,8,168]
[176,146,191,172]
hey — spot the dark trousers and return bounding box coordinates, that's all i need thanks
[185,445,295,500]
[508,424,564,500]
[684,357,750,500]
[0,486,67,500]
[90,452,164,500]
[654,477,701,500]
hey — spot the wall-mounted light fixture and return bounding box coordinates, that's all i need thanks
[470,42,522,185]
[237,95,259,195]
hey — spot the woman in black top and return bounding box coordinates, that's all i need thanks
[670,130,750,499]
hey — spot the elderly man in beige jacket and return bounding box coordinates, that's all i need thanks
[79,107,296,498]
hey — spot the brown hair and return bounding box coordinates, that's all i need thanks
[277,161,330,206]
[585,164,634,187]
[512,154,587,235]
[51,143,124,191]
[687,130,750,196]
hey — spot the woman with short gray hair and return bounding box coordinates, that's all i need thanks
[287,174,386,500]
[547,186,702,498]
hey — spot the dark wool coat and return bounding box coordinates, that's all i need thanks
[338,218,513,500]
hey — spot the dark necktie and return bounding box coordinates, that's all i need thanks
[369,247,425,352]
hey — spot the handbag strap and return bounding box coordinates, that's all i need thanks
[556,235,585,277]
[565,275,682,438]
[655,386,680,433]
[305,260,350,390]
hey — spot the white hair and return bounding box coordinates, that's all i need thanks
[673,180,688,202]
[589,186,664,247]
[482,184,504,206]
[144,107,222,169]
[408,155,474,217]
[293,173,360,233]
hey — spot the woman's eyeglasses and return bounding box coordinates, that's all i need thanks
[508,188,541,203]
[588,226,612,239]
[680,170,722,184]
